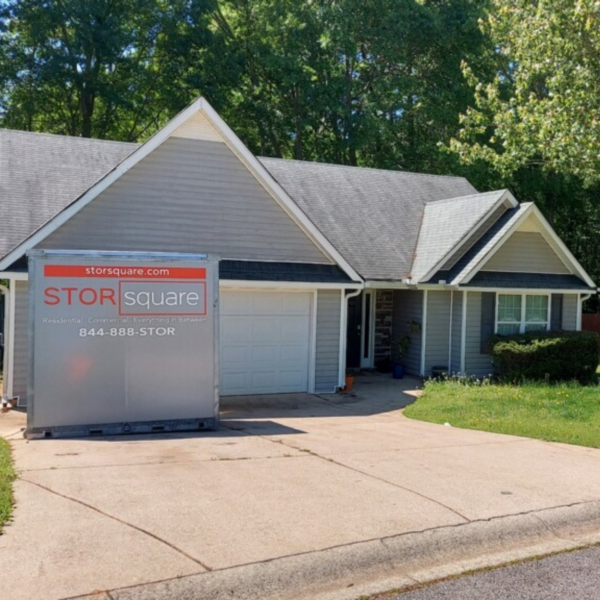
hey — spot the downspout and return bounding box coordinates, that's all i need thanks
[577,293,592,331]
[0,284,10,405]
[338,287,363,389]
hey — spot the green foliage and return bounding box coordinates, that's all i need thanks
[0,0,224,139]
[450,0,600,187]
[0,438,16,532]
[395,336,410,363]
[404,379,600,448]
[489,331,600,384]
[216,0,494,171]
[0,0,494,172]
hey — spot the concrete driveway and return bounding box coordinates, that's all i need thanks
[2,374,600,600]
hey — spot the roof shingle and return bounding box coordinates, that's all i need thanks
[259,157,477,280]
[0,129,137,257]
[411,190,507,283]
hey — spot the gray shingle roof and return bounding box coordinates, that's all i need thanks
[259,157,477,280]
[410,190,507,283]
[0,129,137,257]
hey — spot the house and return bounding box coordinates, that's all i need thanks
[0,98,596,405]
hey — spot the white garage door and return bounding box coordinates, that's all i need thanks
[220,291,312,395]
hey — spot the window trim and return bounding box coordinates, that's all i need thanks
[494,293,551,335]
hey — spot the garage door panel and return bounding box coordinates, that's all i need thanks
[221,345,248,364]
[220,293,248,315]
[221,317,253,342]
[251,318,282,341]
[250,295,284,315]
[277,344,308,362]
[220,291,312,395]
[285,294,312,313]
[281,317,310,339]
[249,345,280,365]
[250,371,280,391]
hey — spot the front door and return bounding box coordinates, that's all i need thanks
[346,294,362,369]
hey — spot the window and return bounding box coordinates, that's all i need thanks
[496,294,549,335]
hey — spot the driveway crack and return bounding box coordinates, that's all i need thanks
[531,513,578,545]
[221,424,471,523]
[20,477,213,572]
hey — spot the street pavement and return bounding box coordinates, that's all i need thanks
[1,374,600,600]
[388,545,600,600]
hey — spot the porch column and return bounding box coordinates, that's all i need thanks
[460,291,468,374]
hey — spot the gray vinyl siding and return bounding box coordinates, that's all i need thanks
[315,289,341,393]
[464,292,493,377]
[40,137,331,264]
[484,232,569,274]
[450,291,463,373]
[562,294,578,330]
[443,205,508,271]
[424,291,452,377]
[12,280,28,404]
[392,290,423,376]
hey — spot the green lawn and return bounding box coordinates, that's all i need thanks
[404,380,600,448]
[0,438,16,532]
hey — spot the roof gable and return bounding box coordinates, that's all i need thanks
[441,204,595,288]
[0,98,361,281]
[39,137,337,263]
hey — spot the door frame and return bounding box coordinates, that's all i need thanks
[360,290,376,368]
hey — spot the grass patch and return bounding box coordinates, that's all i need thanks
[0,438,16,532]
[404,380,600,448]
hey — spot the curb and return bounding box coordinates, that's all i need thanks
[73,501,600,600]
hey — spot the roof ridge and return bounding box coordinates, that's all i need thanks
[424,189,507,206]
[258,156,473,182]
[0,128,139,147]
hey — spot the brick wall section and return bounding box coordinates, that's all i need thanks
[374,290,394,363]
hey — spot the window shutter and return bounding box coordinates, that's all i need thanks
[480,292,496,353]
[551,294,563,331]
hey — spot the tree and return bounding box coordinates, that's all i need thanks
[450,0,600,186]
[213,0,493,171]
[0,0,222,140]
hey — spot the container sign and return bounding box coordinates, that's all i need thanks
[27,251,219,436]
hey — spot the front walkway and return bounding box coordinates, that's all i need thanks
[2,378,600,600]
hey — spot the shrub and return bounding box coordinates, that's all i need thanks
[489,330,599,384]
